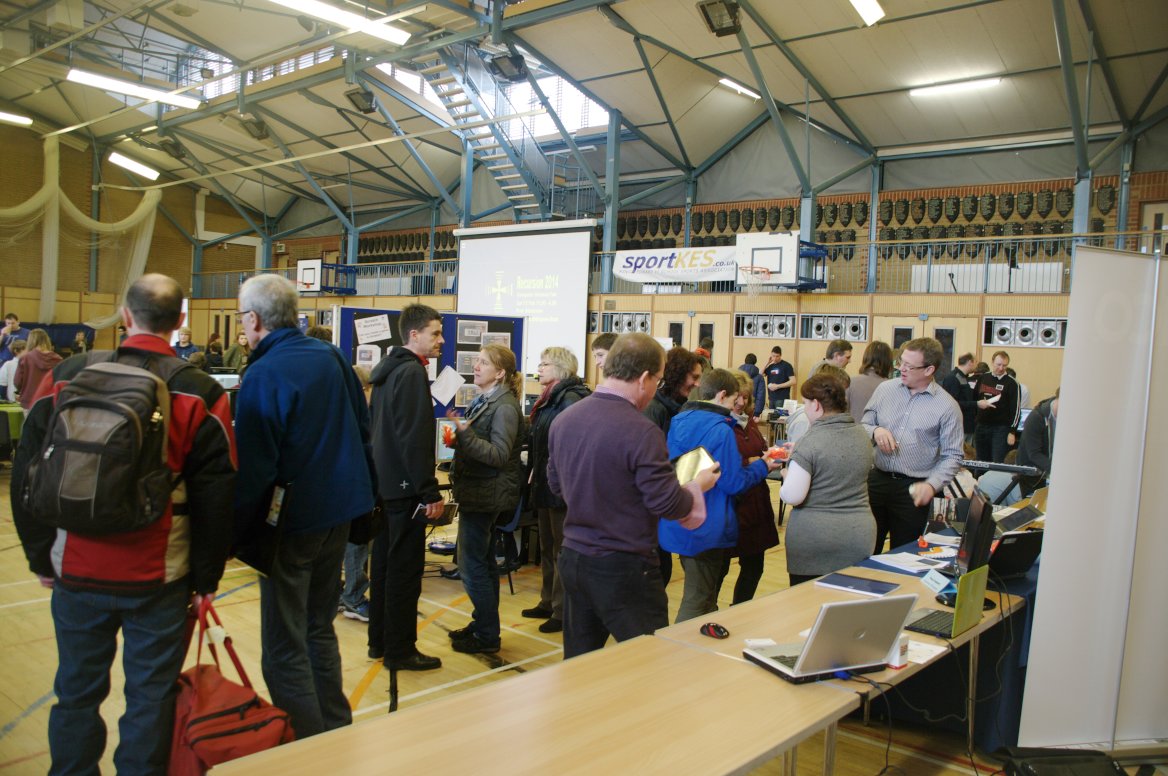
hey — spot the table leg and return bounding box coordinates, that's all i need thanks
[782,746,797,776]
[822,722,837,776]
[389,668,399,713]
[967,634,980,749]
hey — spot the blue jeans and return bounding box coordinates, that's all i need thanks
[340,541,370,609]
[975,424,1012,463]
[259,523,351,739]
[457,510,502,645]
[49,580,190,776]
[558,547,668,659]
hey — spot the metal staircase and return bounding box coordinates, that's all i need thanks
[414,47,552,220]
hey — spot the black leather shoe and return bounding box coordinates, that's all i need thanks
[386,651,442,671]
[439,567,461,580]
[451,633,500,654]
[538,618,563,633]
[448,625,474,640]
[368,646,384,660]
[521,605,552,619]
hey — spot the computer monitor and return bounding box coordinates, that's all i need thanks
[954,487,996,576]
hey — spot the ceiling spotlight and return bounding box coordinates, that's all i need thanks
[344,87,377,114]
[296,14,316,32]
[199,67,215,80]
[108,151,160,180]
[909,77,1001,98]
[848,0,885,26]
[697,0,741,37]
[159,136,187,160]
[718,78,760,100]
[0,111,34,126]
[486,54,528,83]
[66,68,202,110]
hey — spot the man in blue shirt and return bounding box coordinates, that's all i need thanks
[0,313,30,368]
[763,346,795,409]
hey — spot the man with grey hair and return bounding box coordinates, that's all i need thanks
[234,273,376,738]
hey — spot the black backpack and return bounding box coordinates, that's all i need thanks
[23,350,191,535]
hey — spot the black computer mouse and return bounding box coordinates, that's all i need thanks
[700,622,729,639]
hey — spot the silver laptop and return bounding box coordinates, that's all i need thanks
[743,594,918,684]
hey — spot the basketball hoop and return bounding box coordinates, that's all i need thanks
[739,264,770,297]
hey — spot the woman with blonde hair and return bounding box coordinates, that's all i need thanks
[444,343,524,654]
[522,346,589,633]
[13,329,62,412]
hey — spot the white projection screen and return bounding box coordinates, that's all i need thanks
[455,219,595,375]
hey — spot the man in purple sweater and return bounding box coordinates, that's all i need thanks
[548,333,720,659]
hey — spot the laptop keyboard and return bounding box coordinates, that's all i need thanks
[905,610,954,637]
[774,654,799,669]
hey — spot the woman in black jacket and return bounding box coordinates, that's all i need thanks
[446,344,524,654]
[521,347,590,633]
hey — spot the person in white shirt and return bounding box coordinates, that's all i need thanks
[0,339,26,401]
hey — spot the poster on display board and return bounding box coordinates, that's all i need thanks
[336,306,525,420]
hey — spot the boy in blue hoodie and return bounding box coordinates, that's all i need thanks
[662,368,779,622]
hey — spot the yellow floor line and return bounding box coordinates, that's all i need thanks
[348,593,469,710]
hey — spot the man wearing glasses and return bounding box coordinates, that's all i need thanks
[862,337,963,552]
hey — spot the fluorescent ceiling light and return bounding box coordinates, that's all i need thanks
[849,0,885,26]
[0,111,33,126]
[266,0,410,45]
[67,69,202,110]
[718,78,760,100]
[108,151,161,181]
[909,77,1001,98]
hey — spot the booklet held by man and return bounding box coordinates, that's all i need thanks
[814,572,900,597]
[671,446,716,486]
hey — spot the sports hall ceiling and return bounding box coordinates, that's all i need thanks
[0,0,1164,222]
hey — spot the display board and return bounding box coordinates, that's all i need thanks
[336,306,524,421]
[455,219,593,375]
[1019,246,1168,753]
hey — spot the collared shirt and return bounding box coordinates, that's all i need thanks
[861,379,963,494]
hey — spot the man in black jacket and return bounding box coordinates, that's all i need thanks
[368,304,446,671]
[940,352,978,443]
[974,351,1021,463]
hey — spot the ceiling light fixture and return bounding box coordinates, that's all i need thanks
[266,0,410,45]
[239,116,269,140]
[109,151,161,180]
[344,88,378,114]
[718,78,760,100]
[909,77,1001,98]
[697,0,741,37]
[66,68,202,110]
[0,111,34,126]
[199,67,215,80]
[486,54,528,83]
[159,136,188,160]
[848,0,885,26]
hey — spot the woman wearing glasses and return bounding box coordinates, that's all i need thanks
[522,347,590,633]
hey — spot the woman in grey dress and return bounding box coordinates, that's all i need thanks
[780,372,875,586]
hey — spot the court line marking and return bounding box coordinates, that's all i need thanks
[0,691,54,743]
[0,596,50,610]
[352,648,563,717]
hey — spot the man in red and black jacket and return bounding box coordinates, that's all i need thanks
[11,274,237,775]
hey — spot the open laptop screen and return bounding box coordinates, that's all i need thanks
[956,488,995,576]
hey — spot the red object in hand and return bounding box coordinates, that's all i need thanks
[442,425,456,447]
[917,535,929,548]
[765,446,790,461]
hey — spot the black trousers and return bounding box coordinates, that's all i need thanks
[868,468,931,553]
[368,497,426,661]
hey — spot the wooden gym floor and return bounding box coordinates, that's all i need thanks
[0,467,1012,775]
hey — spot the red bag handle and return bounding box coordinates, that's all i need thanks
[190,597,253,689]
